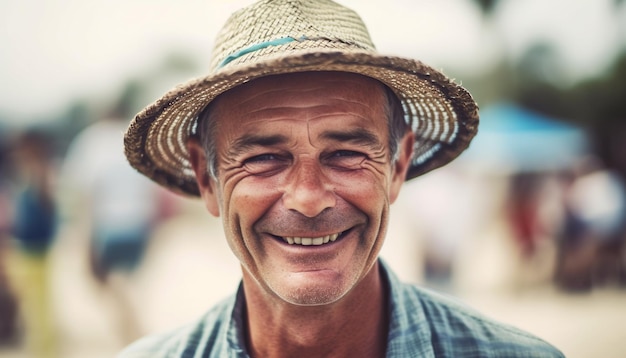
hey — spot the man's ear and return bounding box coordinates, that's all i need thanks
[187,136,220,217]
[389,131,414,204]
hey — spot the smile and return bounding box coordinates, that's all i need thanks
[281,233,341,246]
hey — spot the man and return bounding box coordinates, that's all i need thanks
[120,0,564,356]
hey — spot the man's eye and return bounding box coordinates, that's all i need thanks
[332,150,364,158]
[246,154,278,163]
[325,150,367,169]
[243,154,288,175]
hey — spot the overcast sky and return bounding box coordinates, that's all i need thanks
[0,0,623,124]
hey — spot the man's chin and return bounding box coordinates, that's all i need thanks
[268,271,356,306]
[276,285,348,306]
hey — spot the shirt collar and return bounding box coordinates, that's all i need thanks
[380,259,436,357]
[227,284,251,357]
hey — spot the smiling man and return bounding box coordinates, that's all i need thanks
[120,0,564,357]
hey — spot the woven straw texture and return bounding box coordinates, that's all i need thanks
[124,0,479,196]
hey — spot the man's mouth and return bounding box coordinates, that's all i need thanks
[280,232,342,246]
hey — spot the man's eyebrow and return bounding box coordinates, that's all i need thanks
[320,128,383,148]
[228,133,289,156]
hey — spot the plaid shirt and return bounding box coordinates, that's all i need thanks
[119,260,564,357]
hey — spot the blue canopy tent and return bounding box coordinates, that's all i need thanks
[458,103,589,173]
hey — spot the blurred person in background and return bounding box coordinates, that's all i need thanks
[60,91,169,346]
[6,130,59,357]
[0,138,19,345]
[506,173,545,258]
[118,0,564,356]
[401,166,489,292]
[555,156,626,291]
[502,171,569,289]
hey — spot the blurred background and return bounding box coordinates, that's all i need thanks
[1,0,625,357]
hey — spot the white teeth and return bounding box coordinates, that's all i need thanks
[282,232,341,246]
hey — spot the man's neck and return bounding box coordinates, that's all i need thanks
[242,261,389,358]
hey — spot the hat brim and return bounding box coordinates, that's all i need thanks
[124,49,479,196]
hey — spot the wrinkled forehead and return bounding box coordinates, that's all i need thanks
[209,71,388,121]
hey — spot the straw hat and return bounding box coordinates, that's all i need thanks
[124,0,479,196]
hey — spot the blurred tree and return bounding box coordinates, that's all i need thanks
[57,100,93,156]
[516,42,567,88]
[472,0,499,15]
[518,51,626,179]
[110,80,145,120]
[160,52,198,74]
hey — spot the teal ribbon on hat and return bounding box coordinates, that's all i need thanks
[218,36,300,69]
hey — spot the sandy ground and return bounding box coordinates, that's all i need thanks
[1,200,625,358]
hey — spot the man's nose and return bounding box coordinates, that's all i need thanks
[282,161,336,218]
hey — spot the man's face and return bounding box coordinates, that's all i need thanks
[189,72,412,306]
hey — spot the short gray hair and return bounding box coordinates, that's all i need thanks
[196,81,409,179]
